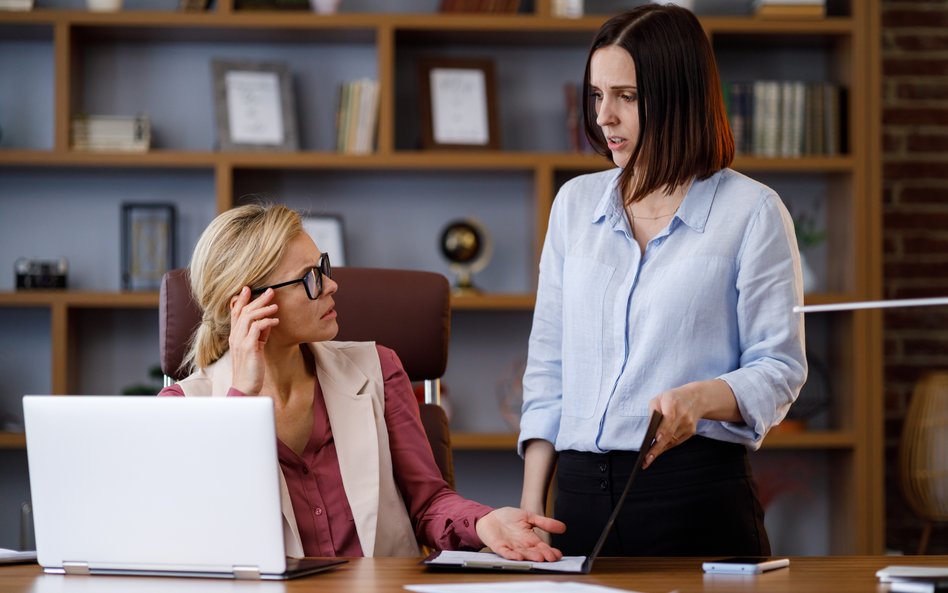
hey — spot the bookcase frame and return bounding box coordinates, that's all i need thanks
[0,0,882,553]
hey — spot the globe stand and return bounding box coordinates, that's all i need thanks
[440,219,492,296]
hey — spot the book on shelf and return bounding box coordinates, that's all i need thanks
[0,0,33,11]
[177,0,210,11]
[439,0,520,13]
[71,114,151,152]
[335,78,379,155]
[753,0,824,18]
[724,80,845,158]
[564,82,593,154]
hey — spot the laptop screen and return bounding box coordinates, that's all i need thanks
[23,396,289,576]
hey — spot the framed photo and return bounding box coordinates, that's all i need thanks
[122,203,176,291]
[212,59,299,152]
[302,214,346,266]
[418,58,500,150]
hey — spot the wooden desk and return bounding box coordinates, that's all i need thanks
[2,556,946,593]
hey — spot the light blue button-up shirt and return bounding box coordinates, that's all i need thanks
[519,167,807,455]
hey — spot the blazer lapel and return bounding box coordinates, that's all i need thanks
[310,343,381,557]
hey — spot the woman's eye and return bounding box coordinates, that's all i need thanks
[622,93,637,103]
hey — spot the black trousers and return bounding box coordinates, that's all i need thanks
[552,435,770,557]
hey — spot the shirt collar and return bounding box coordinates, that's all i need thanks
[593,168,724,234]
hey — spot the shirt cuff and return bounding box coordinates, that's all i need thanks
[226,387,249,397]
[717,371,768,444]
[453,505,493,550]
[517,408,560,457]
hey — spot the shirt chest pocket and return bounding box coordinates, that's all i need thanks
[561,256,615,419]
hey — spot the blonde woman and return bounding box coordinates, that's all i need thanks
[160,203,565,560]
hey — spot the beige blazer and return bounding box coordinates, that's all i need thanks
[175,341,421,558]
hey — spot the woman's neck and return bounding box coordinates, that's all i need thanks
[262,342,316,404]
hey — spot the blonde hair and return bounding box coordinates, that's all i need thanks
[182,203,302,372]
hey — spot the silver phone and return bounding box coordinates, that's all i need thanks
[702,557,790,575]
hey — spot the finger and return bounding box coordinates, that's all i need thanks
[495,545,523,561]
[528,514,566,534]
[243,317,279,346]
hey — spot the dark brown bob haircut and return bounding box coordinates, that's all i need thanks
[583,4,734,205]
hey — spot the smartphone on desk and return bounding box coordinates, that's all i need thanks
[702,557,790,575]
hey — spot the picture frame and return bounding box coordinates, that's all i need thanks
[418,57,500,150]
[302,214,347,266]
[212,59,299,152]
[121,203,176,291]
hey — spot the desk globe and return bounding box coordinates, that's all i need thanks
[439,219,492,295]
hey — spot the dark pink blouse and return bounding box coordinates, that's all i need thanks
[159,345,491,556]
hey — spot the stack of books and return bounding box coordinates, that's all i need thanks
[723,80,846,157]
[877,565,948,593]
[335,79,379,155]
[0,0,33,10]
[71,114,151,152]
[439,0,519,12]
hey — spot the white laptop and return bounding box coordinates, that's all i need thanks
[22,395,346,580]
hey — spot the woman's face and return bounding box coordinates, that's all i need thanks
[261,231,339,346]
[590,45,640,169]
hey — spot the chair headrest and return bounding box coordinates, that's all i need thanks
[159,267,451,383]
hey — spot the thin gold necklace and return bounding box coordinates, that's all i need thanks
[627,204,680,233]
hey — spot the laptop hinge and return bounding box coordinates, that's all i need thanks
[232,565,261,580]
[62,562,90,575]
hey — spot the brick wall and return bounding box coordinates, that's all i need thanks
[882,0,948,555]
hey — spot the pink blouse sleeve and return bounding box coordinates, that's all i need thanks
[378,345,493,551]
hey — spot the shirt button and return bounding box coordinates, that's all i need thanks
[314,507,323,516]
[599,463,608,473]
[463,519,470,528]
[302,467,309,475]
[600,479,609,490]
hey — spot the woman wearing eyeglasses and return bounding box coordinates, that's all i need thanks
[160,203,565,560]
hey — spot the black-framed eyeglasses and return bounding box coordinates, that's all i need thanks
[250,253,331,301]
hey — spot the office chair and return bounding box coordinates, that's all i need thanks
[159,266,456,489]
[899,371,948,554]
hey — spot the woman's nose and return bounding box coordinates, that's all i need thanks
[322,275,339,297]
[596,100,616,127]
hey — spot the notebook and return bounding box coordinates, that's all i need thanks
[423,409,663,574]
[22,395,346,580]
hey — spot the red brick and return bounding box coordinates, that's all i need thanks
[902,337,948,356]
[884,210,948,227]
[907,134,948,152]
[900,186,948,205]
[884,162,948,180]
[896,81,948,101]
[885,308,948,329]
[903,234,948,254]
[882,9,948,29]
[884,58,948,77]
[891,33,948,52]
[884,107,948,125]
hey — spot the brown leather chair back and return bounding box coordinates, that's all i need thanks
[159,266,455,488]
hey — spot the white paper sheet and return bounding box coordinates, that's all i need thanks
[0,548,36,564]
[406,581,643,593]
[426,550,586,573]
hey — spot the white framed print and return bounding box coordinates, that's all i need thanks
[212,59,298,152]
[302,215,346,265]
[418,57,500,150]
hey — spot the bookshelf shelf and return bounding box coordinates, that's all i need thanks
[0,0,881,554]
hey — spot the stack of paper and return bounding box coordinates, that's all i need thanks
[0,548,36,565]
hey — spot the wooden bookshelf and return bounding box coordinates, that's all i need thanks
[0,0,881,553]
